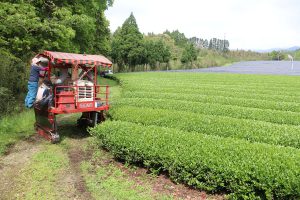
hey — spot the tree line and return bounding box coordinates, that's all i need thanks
[190,37,230,52]
[110,13,201,71]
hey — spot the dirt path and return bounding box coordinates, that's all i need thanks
[64,138,93,200]
[0,116,224,200]
[0,120,94,200]
[0,135,44,199]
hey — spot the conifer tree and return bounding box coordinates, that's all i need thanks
[111,13,144,71]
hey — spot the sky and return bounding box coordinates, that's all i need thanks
[105,0,300,50]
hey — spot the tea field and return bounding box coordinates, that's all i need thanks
[91,73,300,199]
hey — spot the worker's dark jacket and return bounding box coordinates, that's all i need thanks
[29,65,47,82]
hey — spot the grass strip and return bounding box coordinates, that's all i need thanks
[0,110,35,155]
[15,145,68,200]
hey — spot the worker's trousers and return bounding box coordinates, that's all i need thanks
[25,81,38,108]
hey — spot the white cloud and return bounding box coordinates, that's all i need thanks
[105,0,300,50]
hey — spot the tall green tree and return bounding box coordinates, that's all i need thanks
[111,13,144,71]
[144,39,171,69]
[0,2,77,59]
[1,0,113,56]
[146,33,182,62]
[269,51,285,60]
[181,43,198,64]
[164,30,188,47]
[111,27,124,69]
[93,11,111,55]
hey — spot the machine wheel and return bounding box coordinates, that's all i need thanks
[36,126,60,143]
[50,133,60,143]
[92,111,106,126]
[77,112,93,128]
[77,118,91,128]
[98,111,105,123]
[77,111,106,128]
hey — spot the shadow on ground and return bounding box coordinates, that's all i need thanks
[56,114,91,142]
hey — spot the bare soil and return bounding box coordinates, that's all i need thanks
[66,139,93,200]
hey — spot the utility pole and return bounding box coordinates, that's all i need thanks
[288,54,294,70]
[223,33,226,52]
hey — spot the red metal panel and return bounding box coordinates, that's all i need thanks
[51,85,110,114]
[50,105,109,114]
[37,128,52,141]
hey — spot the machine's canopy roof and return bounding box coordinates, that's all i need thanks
[43,51,112,67]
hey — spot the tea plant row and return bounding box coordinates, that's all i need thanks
[92,121,300,199]
[111,105,300,149]
[116,97,300,126]
[96,72,300,199]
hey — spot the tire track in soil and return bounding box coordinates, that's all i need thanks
[65,139,94,200]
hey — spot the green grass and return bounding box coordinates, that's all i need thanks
[0,110,35,154]
[81,139,173,200]
[15,144,69,200]
[81,161,155,200]
[197,50,235,68]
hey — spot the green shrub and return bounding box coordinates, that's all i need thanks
[111,106,300,149]
[0,110,35,154]
[123,91,300,112]
[0,49,28,96]
[101,72,300,199]
[0,87,15,116]
[91,121,300,199]
[116,97,300,126]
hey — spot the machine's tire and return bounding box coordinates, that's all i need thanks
[77,111,106,128]
[77,118,90,128]
[51,134,60,143]
[92,112,98,127]
[98,111,106,123]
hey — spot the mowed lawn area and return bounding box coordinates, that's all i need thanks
[92,72,300,199]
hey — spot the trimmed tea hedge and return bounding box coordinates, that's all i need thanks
[116,97,300,126]
[111,106,300,148]
[91,121,300,199]
[123,91,300,112]
[94,73,300,199]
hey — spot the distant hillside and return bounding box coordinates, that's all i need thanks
[256,46,300,53]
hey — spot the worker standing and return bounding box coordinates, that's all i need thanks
[24,57,48,108]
